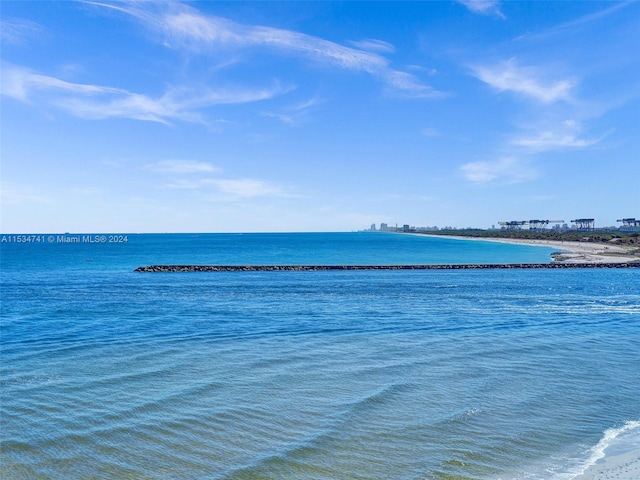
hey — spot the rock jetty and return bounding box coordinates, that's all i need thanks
[135,263,640,272]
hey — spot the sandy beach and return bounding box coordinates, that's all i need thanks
[571,449,640,479]
[485,238,639,264]
[419,235,640,264]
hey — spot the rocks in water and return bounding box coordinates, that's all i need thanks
[134,263,640,272]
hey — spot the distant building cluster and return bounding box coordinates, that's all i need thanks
[371,223,442,233]
[369,223,468,233]
[617,218,640,232]
[367,217,640,233]
[497,218,640,232]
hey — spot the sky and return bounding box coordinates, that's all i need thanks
[1,1,639,233]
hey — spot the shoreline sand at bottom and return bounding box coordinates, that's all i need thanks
[415,234,640,264]
[570,449,640,479]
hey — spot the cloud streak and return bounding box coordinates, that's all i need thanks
[145,160,222,174]
[460,157,537,184]
[472,59,576,103]
[146,157,296,199]
[460,120,601,184]
[456,0,505,19]
[511,130,600,151]
[0,18,44,45]
[262,96,322,125]
[165,177,295,199]
[210,179,291,198]
[1,63,288,123]
[85,1,444,99]
[348,38,395,54]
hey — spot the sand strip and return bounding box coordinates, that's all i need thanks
[415,234,640,264]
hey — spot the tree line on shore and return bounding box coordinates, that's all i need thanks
[420,229,640,246]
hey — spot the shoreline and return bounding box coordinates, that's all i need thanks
[571,448,640,480]
[413,234,640,264]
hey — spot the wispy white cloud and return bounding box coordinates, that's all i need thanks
[472,59,576,103]
[1,63,289,123]
[407,65,438,76]
[510,120,604,152]
[262,96,322,125]
[145,160,222,174]
[165,177,295,199]
[456,0,505,19]
[261,111,296,125]
[349,38,395,54]
[511,131,599,151]
[383,71,444,99]
[160,8,387,72]
[0,18,44,45]
[459,120,600,184]
[1,64,124,100]
[517,2,632,42]
[163,179,207,190]
[460,157,537,184]
[146,158,295,199]
[209,179,291,198]
[461,120,600,185]
[85,1,443,99]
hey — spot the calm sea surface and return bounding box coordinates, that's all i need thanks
[1,232,639,479]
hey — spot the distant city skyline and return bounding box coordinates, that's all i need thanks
[2,1,639,233]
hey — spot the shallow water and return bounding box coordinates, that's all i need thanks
[2,233,638,479]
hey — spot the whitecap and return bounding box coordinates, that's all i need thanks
[569,420,640,479]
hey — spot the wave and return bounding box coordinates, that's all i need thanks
[568,420,640,479]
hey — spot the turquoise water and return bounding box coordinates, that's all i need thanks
[1,232,639,479]
[0,231,558,271]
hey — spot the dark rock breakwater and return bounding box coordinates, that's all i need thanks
[135,263,640,272]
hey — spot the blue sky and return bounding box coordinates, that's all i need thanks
[2,1,639,233]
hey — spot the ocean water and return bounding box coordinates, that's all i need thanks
[1,232,639,479]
